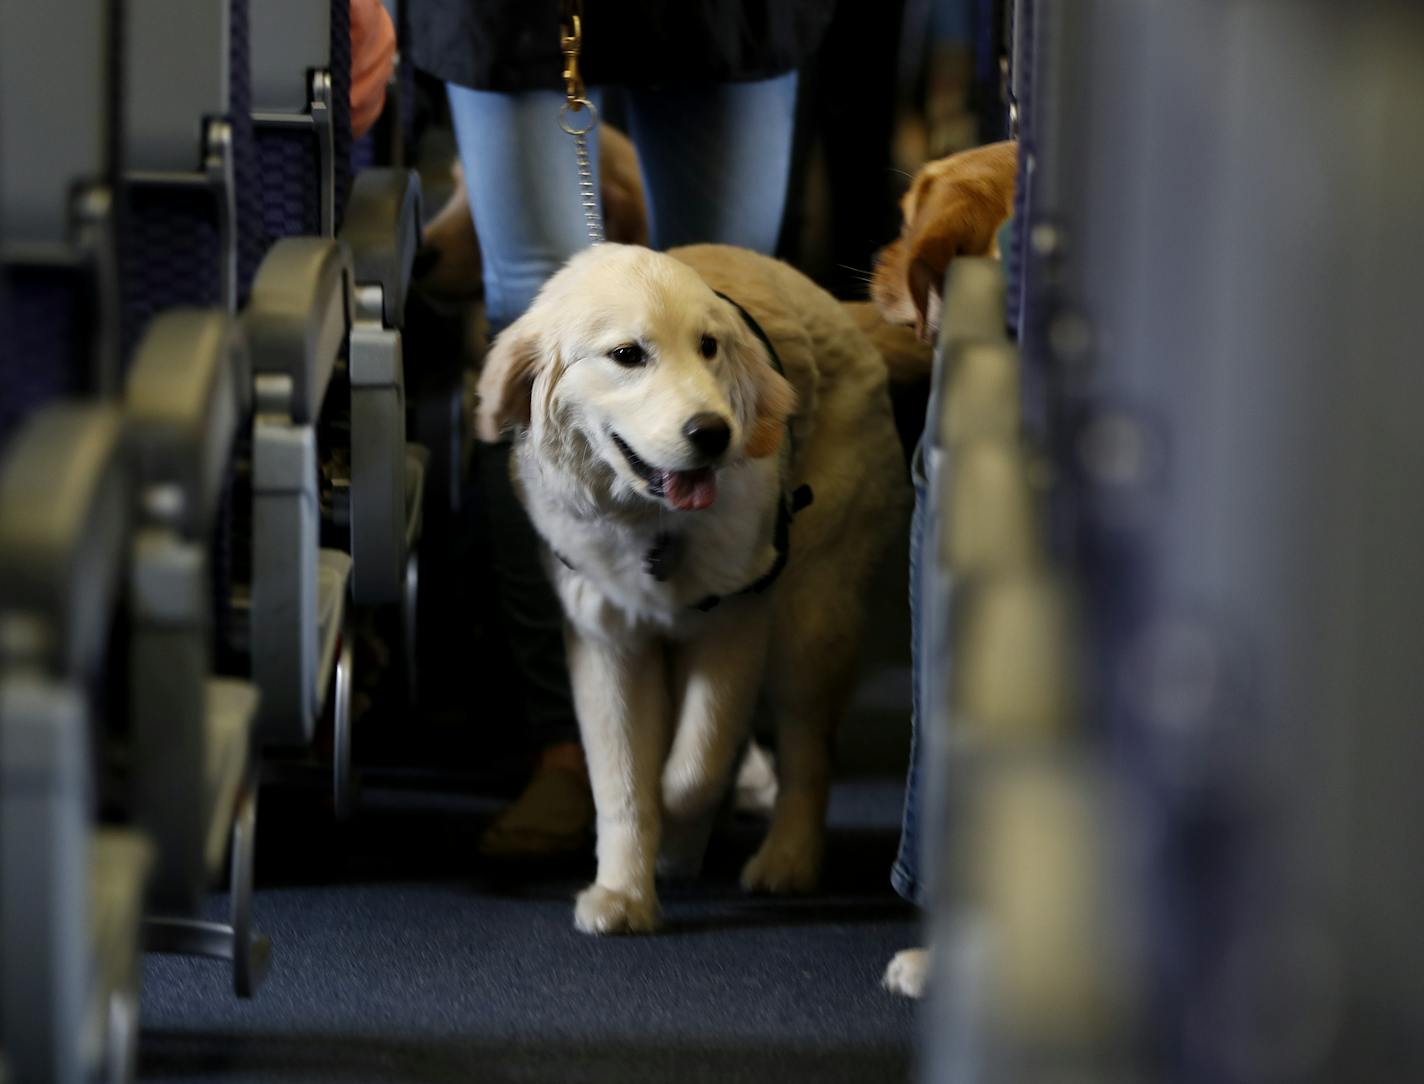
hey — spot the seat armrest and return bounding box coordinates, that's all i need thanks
[938,340,1021,449]
[940,258,1009,347]
[243,238,352,423]
[203,679,258,872]
[125,309,250,539]
[0,678,96,1084]
[0,405,129,679]
[90,829,153,1036]
[927,260,1011,453]
[339,168,422,326]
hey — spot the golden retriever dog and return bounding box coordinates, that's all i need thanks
[476,243,908,933]
[871,140,1018,342]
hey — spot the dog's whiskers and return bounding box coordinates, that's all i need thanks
[835,263,875,285]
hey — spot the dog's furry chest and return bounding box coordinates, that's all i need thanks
[521,455,784,637]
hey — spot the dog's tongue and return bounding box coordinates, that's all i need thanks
[661,468,718,511]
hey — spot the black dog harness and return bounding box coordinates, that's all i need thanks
[553,293,814,611]
[689,292,814,609]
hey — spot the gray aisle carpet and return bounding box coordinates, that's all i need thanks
[137,777,919,1084]
[139,537,921,1084]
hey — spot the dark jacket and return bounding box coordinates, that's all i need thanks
[408,1,836,92]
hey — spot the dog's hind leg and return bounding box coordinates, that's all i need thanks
[566,627,669,934]
[741,586,865,894]
[658,600,773,879]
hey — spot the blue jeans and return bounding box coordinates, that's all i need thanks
[893,228,1019,910]
[447,75,799,332]
[447,76,800,749]
[892,434,932,908]
[892,303,962,909]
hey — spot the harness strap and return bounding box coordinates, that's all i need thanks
[714,289,800,460]
[714,291,784,376]
[693,482,813,612]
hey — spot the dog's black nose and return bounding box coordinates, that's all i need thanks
[683,413,732,458]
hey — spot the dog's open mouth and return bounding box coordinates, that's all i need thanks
[611,433,718,512]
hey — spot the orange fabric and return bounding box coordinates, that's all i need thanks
[350,0,396,140]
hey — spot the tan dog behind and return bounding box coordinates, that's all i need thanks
[477,244,908,934]
[872,140,1018,341]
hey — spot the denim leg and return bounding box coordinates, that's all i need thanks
[624,72,798,254]
[446,84,607,749]
[892,436,932,908]
[445,84,605,330]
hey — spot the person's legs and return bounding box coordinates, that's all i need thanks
[891,436,931,909]
[446,84,604,854]
[624,72,798,253]
[883,431,934,998]
[446,85,604,330]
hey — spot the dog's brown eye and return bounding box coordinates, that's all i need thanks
[609,344,646,367]
[700,334,717,359]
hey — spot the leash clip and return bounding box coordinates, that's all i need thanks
[561,12,585,102]
[558,1,604,243]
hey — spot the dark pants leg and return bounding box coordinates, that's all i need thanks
[476,440,580,750]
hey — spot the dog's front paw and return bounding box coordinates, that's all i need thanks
[740,836,821,894]
[574,884,659,935]
[882,947,930,998]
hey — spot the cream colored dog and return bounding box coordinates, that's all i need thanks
[477,243,907,934]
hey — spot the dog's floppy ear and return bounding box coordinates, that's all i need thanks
[907,231,957,344]
[746,358,797,459]
[902,144,1019,341]
[729,320,797,460]
[475,319,542,442]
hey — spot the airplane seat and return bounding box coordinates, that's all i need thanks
[248,0,426,691]
[122,309,269,998]
[0,7,157,1079]
[921,253,1110,1084]
[0,405,153,1084]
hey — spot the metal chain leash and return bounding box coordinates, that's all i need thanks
[560,2,604,244]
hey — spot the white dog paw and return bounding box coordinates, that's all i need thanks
[574,884,659,935]
[733,741,778,817]
[882,947,930,998]
[740,837,821,894]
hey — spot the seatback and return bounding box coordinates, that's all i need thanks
[1038,2,1424,1078]
[0,0,123,452]
[118,0,270,327]
[120,0,238,361]
[249,0,354,239]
